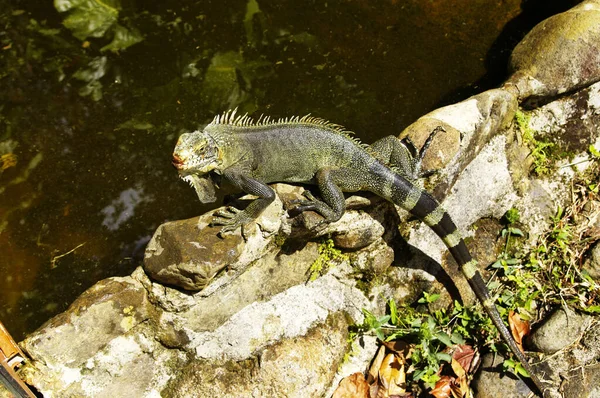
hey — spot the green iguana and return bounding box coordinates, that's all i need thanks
[172,109,547,396]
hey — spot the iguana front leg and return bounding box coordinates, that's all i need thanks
[211,169,275,233]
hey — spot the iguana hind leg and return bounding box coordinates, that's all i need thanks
[370,126,444,180]
[291,167,362,224]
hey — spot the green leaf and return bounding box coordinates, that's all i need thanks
[590,144,600,158]
[55,0,120,40]
[73,56,108,82]
[508,227,524,236]
[101,24,143,53]
[434,332,452,347]
[389,299,398,325]
[450,332,465,345]
[435,352,452,362]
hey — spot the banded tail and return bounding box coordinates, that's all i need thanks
[381,170,547,396]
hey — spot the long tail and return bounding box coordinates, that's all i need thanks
[379,169,547,396]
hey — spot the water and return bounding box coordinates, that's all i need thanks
[0,0,578,340]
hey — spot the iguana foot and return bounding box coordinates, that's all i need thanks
[290,190,341,227]
[289,190,319,204]
[211,206,253,233]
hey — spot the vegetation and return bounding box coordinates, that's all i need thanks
[350,150,599,395]
[515,109,556,176]
[307,238,348,281]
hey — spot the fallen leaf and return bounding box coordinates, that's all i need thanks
[430,375,454,398]
[508,311,530,353]
[381,340,409,357]
[333,372,370,398]
[368,345,387,383]
[379,353,407,396]
[452,345,476,374]
[451,358,470,397]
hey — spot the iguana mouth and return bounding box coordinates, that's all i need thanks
[172,154,185,170]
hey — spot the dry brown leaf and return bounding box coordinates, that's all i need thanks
[430,375,454,398]
[452,345,475,374]
[508,310,530,353]
[450,358,466,379]
[381,340,409,357]
[333,372,370,398]
[451,358,471,398]
[368,345,387,383]
[378,353,407,396]
[370,382,380,398]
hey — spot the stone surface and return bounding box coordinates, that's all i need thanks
[144,193,283,291]
[399,88,518,200]
[399,117,461,172]
[19,276,184,398]
[144,215,244,290]
[163,312,349,398]
[530,307,592,354]
[562,364,600,398]
[506,0,600,100]
[18,197,396,397]
[472,354,536,398]
[584,241,600,280]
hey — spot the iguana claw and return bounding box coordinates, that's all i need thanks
[211,206,252,233]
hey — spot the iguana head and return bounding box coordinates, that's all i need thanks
[172,131,222,203]
[172,131,222,176]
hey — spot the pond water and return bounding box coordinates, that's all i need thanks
[0,0,578,340]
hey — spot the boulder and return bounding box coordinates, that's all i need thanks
[505,0,600,101]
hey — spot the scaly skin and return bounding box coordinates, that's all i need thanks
[172,109,548,396]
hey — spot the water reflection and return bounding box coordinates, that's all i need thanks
[101,187,150,231]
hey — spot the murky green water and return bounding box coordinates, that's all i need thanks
[0,0,578,340]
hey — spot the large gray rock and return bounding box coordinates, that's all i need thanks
[505,0,600,101]
[17,185,403,398]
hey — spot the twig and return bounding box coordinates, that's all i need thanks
[50,242,86,269]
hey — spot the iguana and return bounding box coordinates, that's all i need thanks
[172,109,547,396]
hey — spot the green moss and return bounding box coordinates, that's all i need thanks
[515,110,556,176]
[307,238,348,281]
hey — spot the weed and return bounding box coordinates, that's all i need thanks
[515,110,556,176]
[307,237,348,281]
[353,294,496,390]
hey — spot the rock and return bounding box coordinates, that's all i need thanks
[19,257,373,397]
[19,185,398,397]
[399,88,518,199]
[530,318,600,396]
[505,0,600,101]
[19,276,183,398]
[143,193,283,291]
[527,81,600,155]
[472,354,535,398]
[584,241,600,280]
[562,364,600,398]
[399,118,461,172]
[143,216,244,290]
[530,307,592,354]
[330,210,385,250]
[163,312,349,398]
